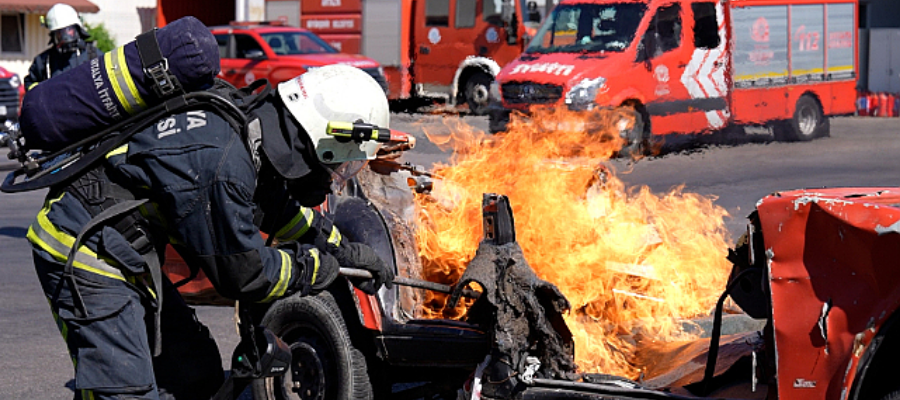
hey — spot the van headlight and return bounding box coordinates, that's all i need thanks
[565,77,606,111]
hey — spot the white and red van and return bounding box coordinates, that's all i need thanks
[490,0,859,150]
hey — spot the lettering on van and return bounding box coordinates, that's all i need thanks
[321,0,340,6]
[828,32,852,49]
[509,63,575,76]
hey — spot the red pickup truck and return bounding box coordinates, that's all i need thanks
[209,22,387,93]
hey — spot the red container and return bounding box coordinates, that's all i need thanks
[880,93,891,117]
[869,93,880,116]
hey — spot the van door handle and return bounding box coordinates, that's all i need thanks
[419,46,430,55]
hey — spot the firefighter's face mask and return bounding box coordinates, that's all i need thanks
[52,25,80,53]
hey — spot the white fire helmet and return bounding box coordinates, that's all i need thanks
[44,4,82,31]
[278,64,389,166]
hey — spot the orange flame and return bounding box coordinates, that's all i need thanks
[412,107,731,378]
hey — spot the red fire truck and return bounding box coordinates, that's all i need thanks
[490,0,859,147]
[158,0,559,114]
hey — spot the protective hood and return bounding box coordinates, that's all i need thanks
[256,94,318,179]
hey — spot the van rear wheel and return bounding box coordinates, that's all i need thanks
[774,94,829,141]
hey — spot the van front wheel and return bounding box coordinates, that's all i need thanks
[464,72,492,116]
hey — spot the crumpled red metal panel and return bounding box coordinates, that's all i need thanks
[756,187,900,400]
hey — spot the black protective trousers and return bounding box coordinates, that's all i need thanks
[33,249,224,400]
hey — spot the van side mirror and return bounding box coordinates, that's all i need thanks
[244,49,267,60]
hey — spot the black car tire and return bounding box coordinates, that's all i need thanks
[252,291,373,400]
[616,106,650,158]
[464,72,493,116]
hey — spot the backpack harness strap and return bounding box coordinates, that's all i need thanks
[136,29,183,99]
[53,165,166,356]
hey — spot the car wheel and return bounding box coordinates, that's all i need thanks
[252,291,373,400]
[464,72,493,116]
[616,105,651,158]
[774,94,829,142]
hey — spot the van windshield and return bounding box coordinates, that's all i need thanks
[525,3,647,54]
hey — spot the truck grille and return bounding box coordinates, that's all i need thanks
[0,77,19,118]
[361,67,389,96]
[501,82,563,105]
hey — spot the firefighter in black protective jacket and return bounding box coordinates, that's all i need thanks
[24,3,100,91]
[27,64,395,399]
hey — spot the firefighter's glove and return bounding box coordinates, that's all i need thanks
[282,242,340,296]
[330,242,394,295]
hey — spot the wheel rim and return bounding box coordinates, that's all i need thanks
[468,83,490,108]
[287,342,326,400]
[798,105,818,136]
[271,326,335,400]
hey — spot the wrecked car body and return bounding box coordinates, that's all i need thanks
[165,161,900,400]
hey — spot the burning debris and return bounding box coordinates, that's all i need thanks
[412,107,733,379]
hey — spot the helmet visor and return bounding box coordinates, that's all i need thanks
[329,160,369,193]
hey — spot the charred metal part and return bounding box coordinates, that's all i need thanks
[339,267,481,298]
[459,241,576,382]
[526,379,701,400]
[726,211,769,319]
[818,298,832,354]
[481,193,516,247]
[701,268,758,396]
[752,350,758,393]
[444,194,576,390]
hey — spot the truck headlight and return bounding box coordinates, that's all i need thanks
[489,81,501,101]
[8,74,20,89]
[565,77,606,111]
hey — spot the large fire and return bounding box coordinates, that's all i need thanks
[412,107,732,378]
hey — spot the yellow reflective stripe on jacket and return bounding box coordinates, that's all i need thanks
[106,144,128,159]
[260,249,293,303]
[327,226,342,247]
[28,82,39,90]
[26,194,126,282]
[47,298,69,341]
[104,47,146,115]
[275,207,315,242]
[309,248,320,285]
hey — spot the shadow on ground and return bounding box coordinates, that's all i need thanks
[650,126,778,159]
[0,226,27,238]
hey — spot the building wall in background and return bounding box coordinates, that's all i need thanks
[82,0,157,47]
[0,14,53,78]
